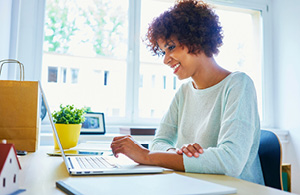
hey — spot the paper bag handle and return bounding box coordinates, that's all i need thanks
[0,59,25,81]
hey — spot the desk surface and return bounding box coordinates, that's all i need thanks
[18,146,293,195]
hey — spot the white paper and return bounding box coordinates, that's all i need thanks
[58,173,237,195]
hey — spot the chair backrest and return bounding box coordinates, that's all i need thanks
[258,130,283,190]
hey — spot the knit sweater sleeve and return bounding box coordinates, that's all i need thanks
[150,87,181,151]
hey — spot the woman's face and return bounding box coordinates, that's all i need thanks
[157,37,200,80]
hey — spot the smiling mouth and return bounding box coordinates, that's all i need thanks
[172,63,180,72]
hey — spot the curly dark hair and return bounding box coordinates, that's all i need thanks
[145,0,223,57]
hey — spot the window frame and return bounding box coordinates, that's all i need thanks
[8,0,273,131]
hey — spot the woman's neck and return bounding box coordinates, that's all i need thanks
[191,56,231,89]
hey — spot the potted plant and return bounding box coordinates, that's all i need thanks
[52,104,86,149]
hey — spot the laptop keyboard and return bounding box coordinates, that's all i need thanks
[76,156,117,169]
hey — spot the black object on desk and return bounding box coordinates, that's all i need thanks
[120,127,156,135]
[16,150,27,155]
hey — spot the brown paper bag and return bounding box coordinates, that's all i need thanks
[0,59,40,152]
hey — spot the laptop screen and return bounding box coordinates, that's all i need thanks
[39,81,71,167]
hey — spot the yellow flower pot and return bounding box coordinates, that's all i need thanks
[53,124,82,149]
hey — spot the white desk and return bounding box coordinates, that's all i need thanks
[18,146,294,195]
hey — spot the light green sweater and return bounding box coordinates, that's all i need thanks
[151,72,264,185]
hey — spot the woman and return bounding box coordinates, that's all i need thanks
[111,0,264,185]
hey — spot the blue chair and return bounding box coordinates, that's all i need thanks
[258,130,283,190]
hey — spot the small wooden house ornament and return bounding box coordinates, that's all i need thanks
[0,140,22,195]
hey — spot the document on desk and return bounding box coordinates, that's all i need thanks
[56,173,237,195]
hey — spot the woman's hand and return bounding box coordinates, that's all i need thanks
[176,143,203,158]
[111,135,186,171]
[110,135,150,164]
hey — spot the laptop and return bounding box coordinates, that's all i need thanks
[39,82,163,175]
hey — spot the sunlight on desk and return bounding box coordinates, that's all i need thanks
[17,146,295,195]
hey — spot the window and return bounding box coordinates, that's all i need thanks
[138,0,263,121]
[42,0,129,126]
[104,71,109,86]
[41,0,264,132]
[139,0,179,121]
[214,6,262,117]
[48,67,58,83]
[61,68,67,83]
[71,69,79,84]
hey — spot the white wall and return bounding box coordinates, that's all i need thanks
[272,0,300,193]
[0,0,12,79]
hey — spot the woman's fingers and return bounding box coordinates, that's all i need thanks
[112,135,132,142]
[179,143,204,158]
[111,135,132,157]
[193,143,203,154]
[176,149,183,155]
[182,147,194,157]
[110,135,150,164]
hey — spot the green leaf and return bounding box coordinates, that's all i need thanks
[52,104,86,124]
